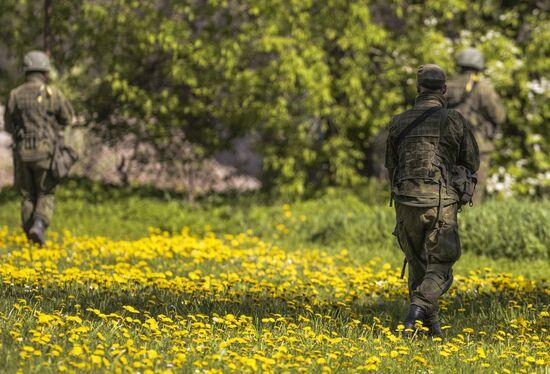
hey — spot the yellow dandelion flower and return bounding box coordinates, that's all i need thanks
[122,305,140,314]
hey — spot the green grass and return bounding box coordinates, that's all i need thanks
[0,180,548,278]
[0,180,548,372]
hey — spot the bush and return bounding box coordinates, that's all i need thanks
[460,200,550,260]
[274,195,549,261]
[1,1,547,196]
[0,182,547,260]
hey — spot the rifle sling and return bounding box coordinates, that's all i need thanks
[396,106,442,146]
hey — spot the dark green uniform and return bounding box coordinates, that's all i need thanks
[385,65,479,327]
[447,64,506,202]
[4,73,73,233]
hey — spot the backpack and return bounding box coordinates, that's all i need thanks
[12,83,56,161]
[450,165,477,207]
[44,87,79,179]
[447,73,479,109]
[395,107,447,187]
[394,107,477,207]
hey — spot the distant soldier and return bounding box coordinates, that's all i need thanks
[4,51,74,245]
[447,48,506,201]
[385,64,479,337]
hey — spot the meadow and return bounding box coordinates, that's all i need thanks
[0,181,548,372]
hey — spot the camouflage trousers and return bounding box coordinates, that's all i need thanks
[473,152,490,203]
[14,157,58,231]
[395,203,461,317]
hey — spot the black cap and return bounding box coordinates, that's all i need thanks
[417,64,446,89]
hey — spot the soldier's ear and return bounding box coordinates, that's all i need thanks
[441,85,447,95]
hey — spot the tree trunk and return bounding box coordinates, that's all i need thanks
[44,0,52,55]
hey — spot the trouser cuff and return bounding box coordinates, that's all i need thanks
[411,297,434,315]
[33,214,50,227]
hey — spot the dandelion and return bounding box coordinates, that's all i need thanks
[0,227,546,372]
[122,306,140,314]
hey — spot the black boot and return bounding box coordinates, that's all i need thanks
[403,304,427,332]
[425,314,444,338]
[28,217,47,246]
[428,320,444,338]
[23,222,32,238]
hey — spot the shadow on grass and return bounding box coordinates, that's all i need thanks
[1,176,390,209]
[56,177,270,206]
[1,176,271,206]
[2,281,548,335]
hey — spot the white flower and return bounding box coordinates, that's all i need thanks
[527,78,549,95]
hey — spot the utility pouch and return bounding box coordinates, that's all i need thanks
[50,141,79,180]
[451,165,477,206]
[22,131,37,151]
[42,84,79,180]
[17,130,53,161]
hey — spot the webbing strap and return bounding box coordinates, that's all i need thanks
[400,258,407,279]
[449,74,479,109]
[396,106,442,146]
[390,106,442,207]
[434,109,449,227]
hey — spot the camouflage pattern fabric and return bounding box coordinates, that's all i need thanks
[4,72,73,231]
[14,157,57,229]
[455,48,485,71]
[385,93,480,207]
[4,73,73,162]
[417,64,446,89]
[395,203,461,317]
[447,73,505,153]
[364,126,389,180]
[386,81,479,321]
[447,72,506,201]
[23,51,51,73]
[475,153,491,202]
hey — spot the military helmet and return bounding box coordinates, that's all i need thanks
[456,48,485,71]
[23,50,50,72]
[417,64,446,89]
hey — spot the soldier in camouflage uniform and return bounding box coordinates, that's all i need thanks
[4,51,73,245]
[385,64,479,337]
[447,48,506,201]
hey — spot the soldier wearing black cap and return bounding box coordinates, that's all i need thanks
[385,64,480,337]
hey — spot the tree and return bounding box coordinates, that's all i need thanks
[1,0,547,196]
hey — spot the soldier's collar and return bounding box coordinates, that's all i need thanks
[25,72,47,83]
[414,93,447,109]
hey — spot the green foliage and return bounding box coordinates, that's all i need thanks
[0,208,546,371]
[460,200,550,259]
[0,1,548,196]
[270,194,550,262]
[1,182,548,262]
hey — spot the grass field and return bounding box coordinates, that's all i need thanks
[0,182,548,372]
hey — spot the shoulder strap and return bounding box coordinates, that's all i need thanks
[396,106,442,146]
[434,108,449,155]
[448,74,479,109]
[434,108,451,187]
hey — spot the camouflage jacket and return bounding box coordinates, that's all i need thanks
[4,73,73,162]
[385,93,480,207]
[446,73,506,153]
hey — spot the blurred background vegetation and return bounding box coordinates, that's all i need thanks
[0,0,548,197]
[0,180,548,276]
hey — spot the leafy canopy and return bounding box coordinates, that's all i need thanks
[0,0,547,196]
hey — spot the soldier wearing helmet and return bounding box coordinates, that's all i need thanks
[4,51,74,245]
[385,64,479,337]
[447,48,506,201]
